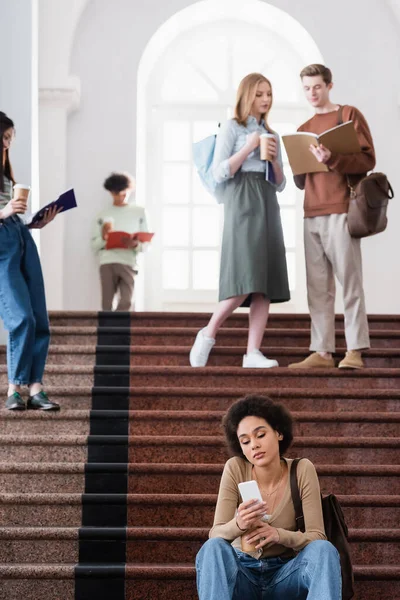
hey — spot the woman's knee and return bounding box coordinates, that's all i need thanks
[196,538,231,564]
[304,540,340,564]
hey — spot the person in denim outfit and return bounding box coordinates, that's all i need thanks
[0,112,60,411]
[196,395,341,599]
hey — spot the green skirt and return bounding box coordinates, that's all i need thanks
[219,171,290,305]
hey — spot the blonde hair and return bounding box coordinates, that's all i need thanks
[234,73,273,130]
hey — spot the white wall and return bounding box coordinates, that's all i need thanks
[0,0,38,187]
[65,0,191,310]
[0,0,39,342]
[40,0,400,313]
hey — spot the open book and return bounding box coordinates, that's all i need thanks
[106,230,154,250]
[282,121,361,175]
[27,189,77,227]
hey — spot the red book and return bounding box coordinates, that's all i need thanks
[106,231,154,250]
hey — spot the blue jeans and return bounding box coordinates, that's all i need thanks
[0,216,50,385]
[196,538,342,600]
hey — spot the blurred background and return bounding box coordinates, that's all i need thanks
[1,0,399,315]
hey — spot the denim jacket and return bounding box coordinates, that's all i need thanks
[212,117,286,192]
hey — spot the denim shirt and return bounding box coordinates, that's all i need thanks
[212,117,286,192]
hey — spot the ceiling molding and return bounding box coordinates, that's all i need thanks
[39,85,81,113]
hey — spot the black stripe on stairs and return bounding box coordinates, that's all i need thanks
[75,311,131,600]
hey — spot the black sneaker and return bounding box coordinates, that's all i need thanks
[5,392,26,411]
[27,391,60,411]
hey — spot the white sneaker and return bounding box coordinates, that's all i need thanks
[189,328,216,367]
[243,350,279,369]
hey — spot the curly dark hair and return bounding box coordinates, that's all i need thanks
[103,172,134,193]
[223,394,293,459]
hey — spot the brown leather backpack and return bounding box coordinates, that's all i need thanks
[346,172,393,238]
[290,458,355,600]
[337,106,394,238]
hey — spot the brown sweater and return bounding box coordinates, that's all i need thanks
[295,105,376,218]
[209,456,326,558]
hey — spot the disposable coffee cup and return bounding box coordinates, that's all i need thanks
[102,218,114,240]
[260,133,276,161]
[102,217,114,228]
[241,537,258,554]
[13,184,30,202]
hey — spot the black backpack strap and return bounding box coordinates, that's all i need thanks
[290,458,305,532]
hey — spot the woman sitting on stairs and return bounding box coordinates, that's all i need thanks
[196,394,341,599]
[0,111,59,411]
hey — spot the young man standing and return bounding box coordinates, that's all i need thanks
[289,64,375,369]
[91,172,148,311]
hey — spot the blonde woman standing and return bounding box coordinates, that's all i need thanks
[190,73,290,369]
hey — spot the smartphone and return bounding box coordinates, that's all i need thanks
[238,480,263,504]
[238,480,270,522]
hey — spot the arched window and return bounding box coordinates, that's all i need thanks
[137,2,323,312]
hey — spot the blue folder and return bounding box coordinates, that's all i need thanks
[28,188,77,226]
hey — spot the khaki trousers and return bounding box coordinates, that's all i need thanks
[100,263,136,311]
[304,213,370,353]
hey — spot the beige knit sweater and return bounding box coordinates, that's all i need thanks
[209,456,326,558]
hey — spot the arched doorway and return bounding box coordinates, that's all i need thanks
[137,1,324,312]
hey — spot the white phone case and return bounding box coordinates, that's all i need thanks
[238,480,263,503]
[238,481,270,522]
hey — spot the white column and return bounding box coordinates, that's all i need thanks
[38,86,80,309]
[0,0,38,342]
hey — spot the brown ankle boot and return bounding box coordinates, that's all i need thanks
[288,353,335,369]
[338,350,364,369]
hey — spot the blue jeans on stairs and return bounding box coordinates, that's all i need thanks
[0,216,50,385]
[196,538,342,600]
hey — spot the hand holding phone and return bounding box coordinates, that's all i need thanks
[237,481,269,530]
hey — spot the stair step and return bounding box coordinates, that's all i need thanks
[127,346,400,368]
[1,492,398,528]
[126,493,400,529]
[1,308,398,598]
[48,325,400,348]
[0,529,78,564]
[128,563,400,600]
[120,385,400,412]
[0,365,94,387]
[0,564,74,600]
[128,434,400,464]
[94,365,400,389]
[0,345,97,367]
[1,434,399,463]
[2,462,399,495]
[128,463,400,495]
[57,526,400,565]
[0,563,399,600]
[3,345,400,368]
[47,310,400,330]
[2,410,400,437]
[8,385,399,412]
[0,410,91,435]
[0,527,399,565]
[1,362,400,394]
[126,410,400,437]
[128,527,400,566]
